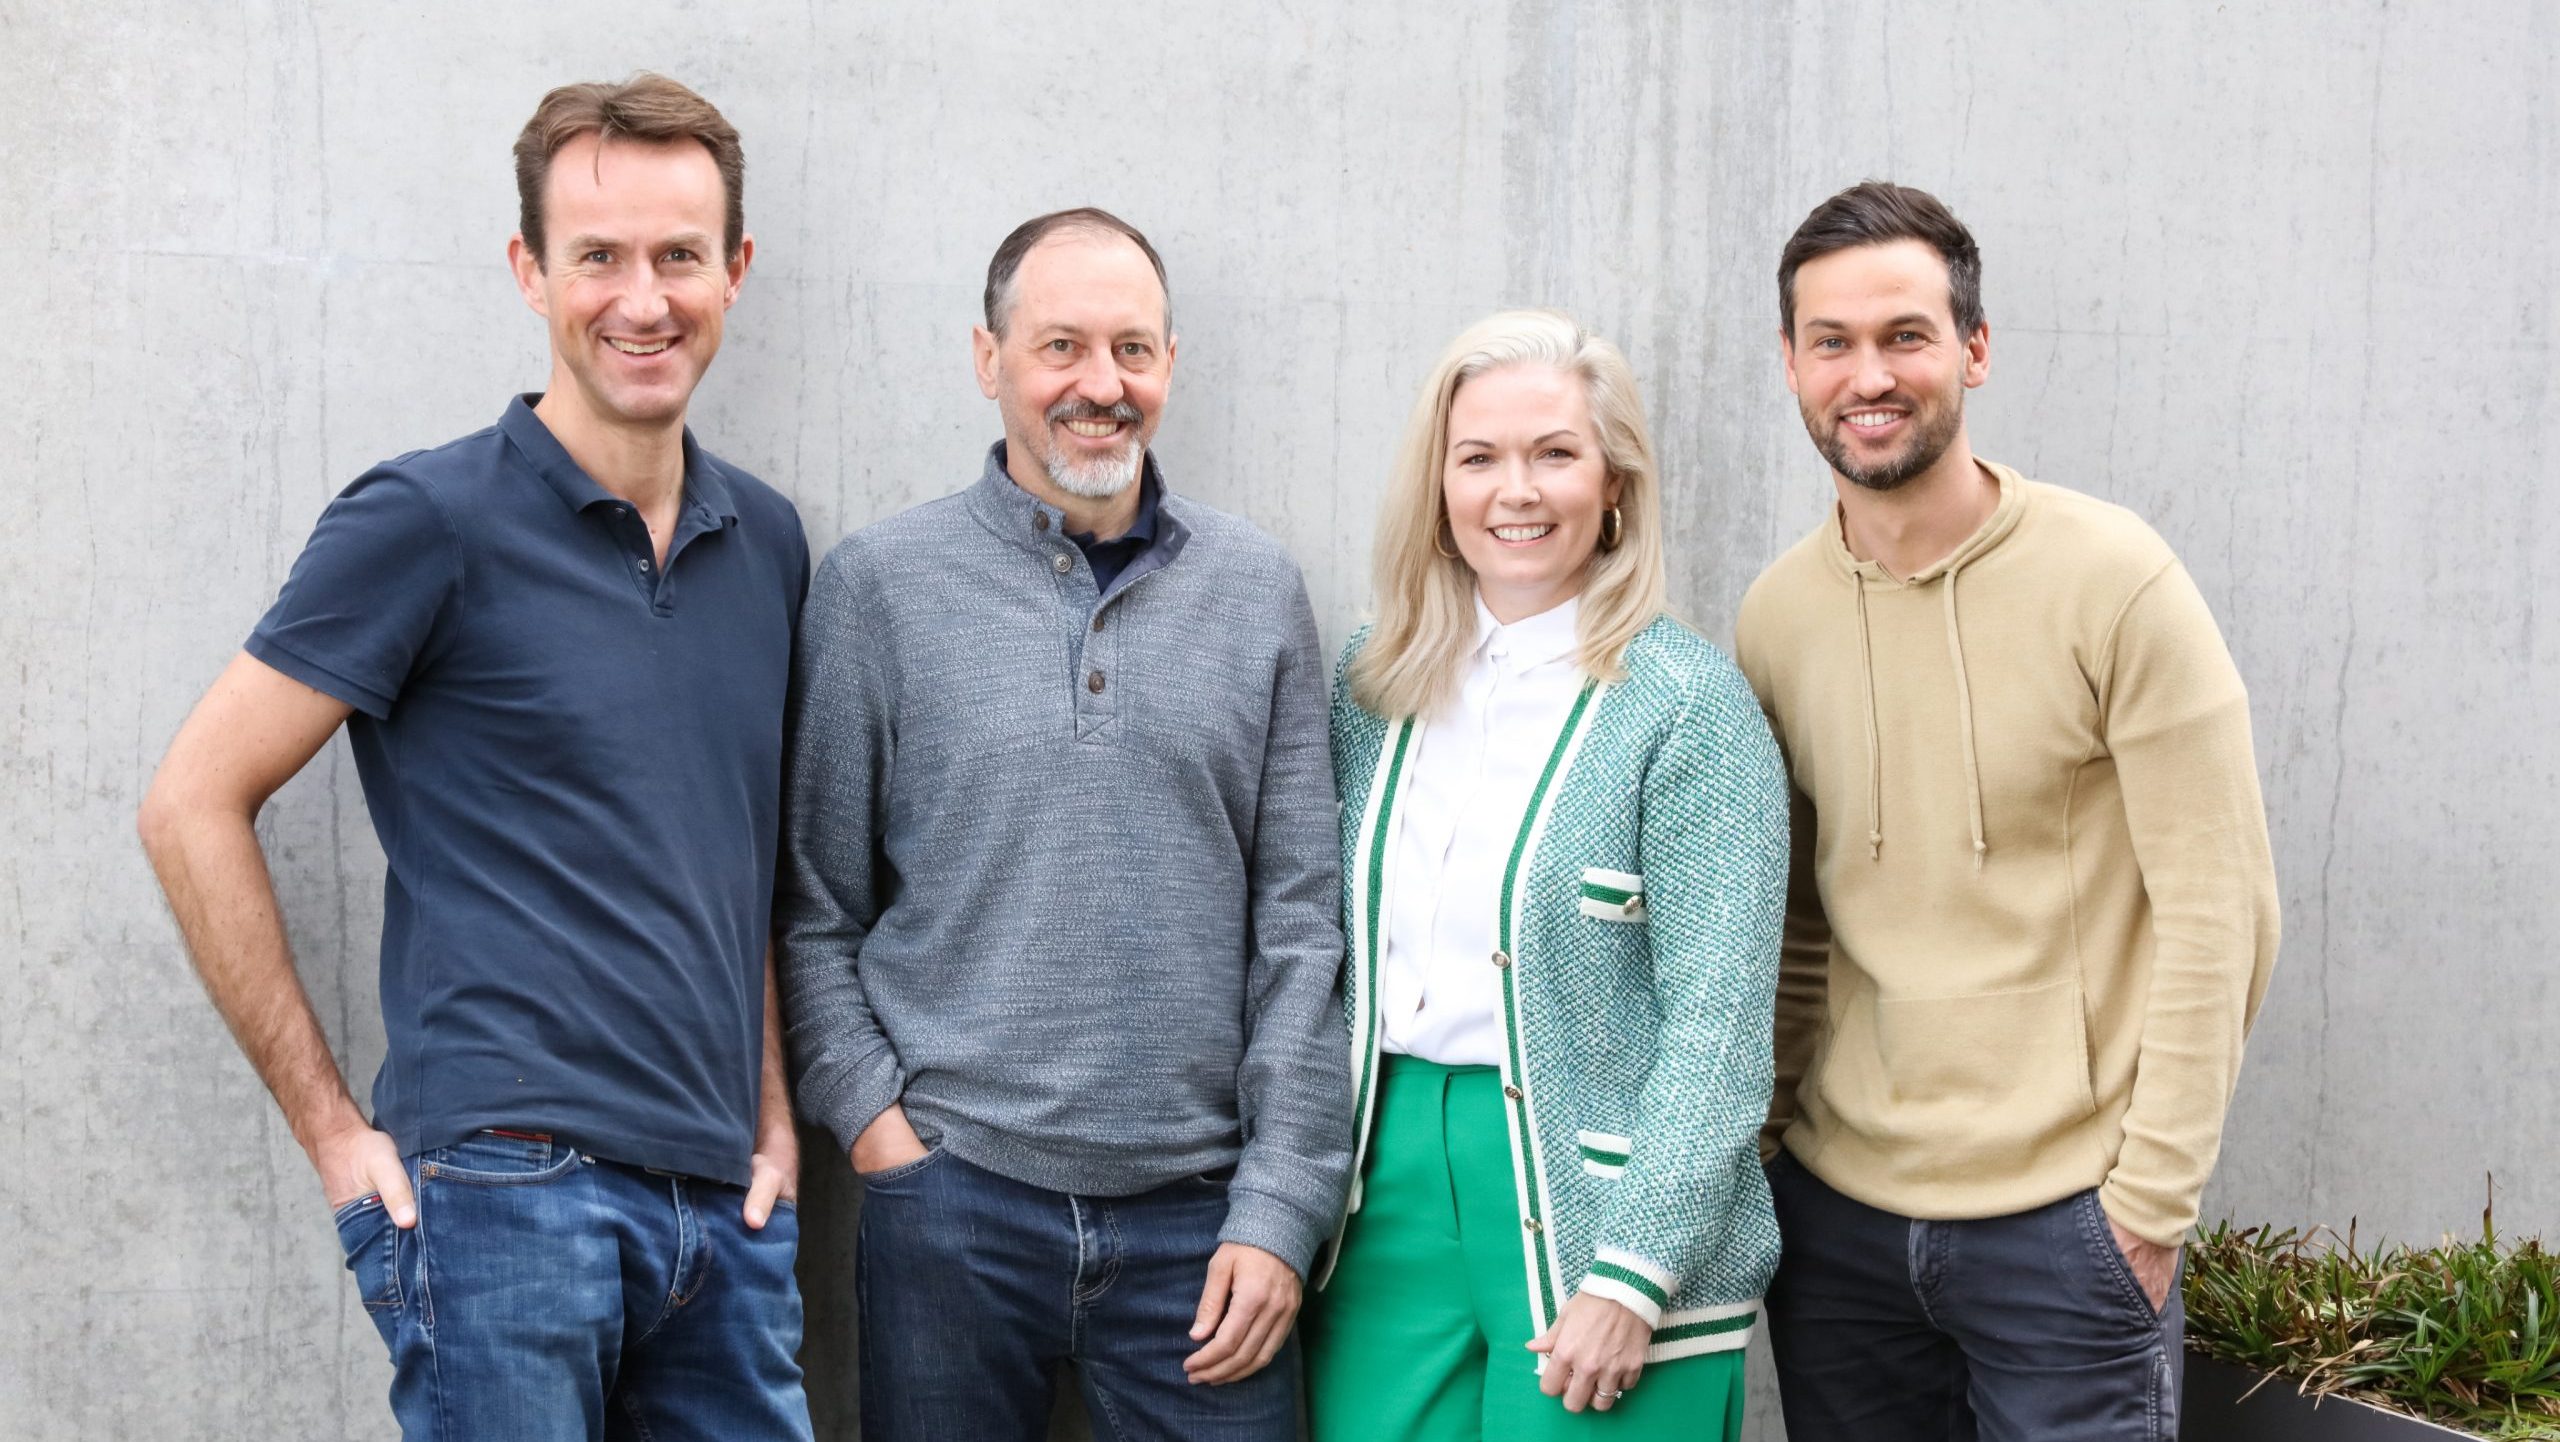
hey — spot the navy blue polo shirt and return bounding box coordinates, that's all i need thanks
[247,396,807,1184]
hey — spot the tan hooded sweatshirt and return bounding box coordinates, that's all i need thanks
[1735,461,2278,1245]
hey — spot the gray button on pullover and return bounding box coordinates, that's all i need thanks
[777,445,1352,1274]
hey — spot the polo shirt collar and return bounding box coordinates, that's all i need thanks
[500,394,736,525]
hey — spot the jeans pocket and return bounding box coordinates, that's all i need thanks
[332,1195,404,1315]
[2077,1190,2165,1327]
[418,1131,587,1187]
[857,1145,946,1188]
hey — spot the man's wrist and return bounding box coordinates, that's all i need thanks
[1214,1189,1327,1279]
[289,1096,372,1159]
[2096,1177,2191,1249]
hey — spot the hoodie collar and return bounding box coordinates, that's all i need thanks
[1831,460,2023,871]
[1823,459,2026,585]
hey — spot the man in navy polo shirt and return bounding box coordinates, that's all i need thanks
[138,75,813,1440]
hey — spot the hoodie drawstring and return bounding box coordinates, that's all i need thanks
[1853,574,1884,861]
[1942,564,1988,869]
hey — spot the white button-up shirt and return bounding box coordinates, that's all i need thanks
[1380,594,1585,1067]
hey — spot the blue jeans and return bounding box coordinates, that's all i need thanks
[854,1147,1300,1442]
[1764,1150,2185,1441]
[332,1130,814,1442]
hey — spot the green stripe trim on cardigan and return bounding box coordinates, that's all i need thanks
[1589,1260,1669,1307]
[1348,719,1415,1156]
[1653,1312,1758,1343]
[1578,882,1639,906]
[1498,684,1596,945]
[1579,1142,1631,1167]
[1495,680,1599,1330]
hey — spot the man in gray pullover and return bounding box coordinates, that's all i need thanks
[777,207,1351,1441]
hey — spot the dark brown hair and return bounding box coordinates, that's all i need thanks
[1778,181,1983,341]
[513,74,745,266]
[982,207,1171,337]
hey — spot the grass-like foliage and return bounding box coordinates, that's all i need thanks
[2185,1196,2560,1440]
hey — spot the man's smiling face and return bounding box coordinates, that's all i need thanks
[975,231,1174,500]
[511,131,747,432]
[1783,237,1990,492]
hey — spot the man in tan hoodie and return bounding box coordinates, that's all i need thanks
[1735,181,2279,1440]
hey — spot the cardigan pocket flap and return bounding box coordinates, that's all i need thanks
[1577,1129,1632,1178]
[1578,867,1647,922]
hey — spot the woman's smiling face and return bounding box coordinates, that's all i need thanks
[1442,363,1620,623]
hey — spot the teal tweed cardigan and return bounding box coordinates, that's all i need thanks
[1320,615,1789,1360]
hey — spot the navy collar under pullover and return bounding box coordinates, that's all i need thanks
[1057,460,1162,596]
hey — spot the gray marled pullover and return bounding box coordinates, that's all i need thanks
[777,445,1352,1274]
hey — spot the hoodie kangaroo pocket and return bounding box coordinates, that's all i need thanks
[1867,978,2099,1164]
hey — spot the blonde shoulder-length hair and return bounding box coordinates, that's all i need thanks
[1349,309,1669,720]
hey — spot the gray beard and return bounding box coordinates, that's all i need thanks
[1044,444,1142,499]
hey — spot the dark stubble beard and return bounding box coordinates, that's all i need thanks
[1806,386,1965,493]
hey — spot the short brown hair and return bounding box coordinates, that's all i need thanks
[982,207,1171,337]
[513,74,745,266]
[1778,181,1983,341]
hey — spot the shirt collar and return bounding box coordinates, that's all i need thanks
[1067,464,1161,550]
[965,439,1170,549]
[500,394,735,524]
[1473,593,1582,671]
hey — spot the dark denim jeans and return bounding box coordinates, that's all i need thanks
[1764,1150,2184,1442]
[332,1130,813,1442]
[854,1147,1300,1442]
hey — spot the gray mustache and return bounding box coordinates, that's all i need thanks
[1047,399,1142,425]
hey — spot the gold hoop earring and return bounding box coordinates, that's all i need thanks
[1434,519,1462,560]
[1600,505,1624,551]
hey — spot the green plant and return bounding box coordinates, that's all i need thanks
[2184,1188,2560,1440]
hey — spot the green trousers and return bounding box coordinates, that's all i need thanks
[1303,1057,1745,1442]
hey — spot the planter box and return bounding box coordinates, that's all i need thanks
[2184,1354,2484,1440]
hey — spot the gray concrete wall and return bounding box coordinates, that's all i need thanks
[4,2,2553,1437]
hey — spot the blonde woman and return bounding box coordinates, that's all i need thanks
[1302,311,1788,1441]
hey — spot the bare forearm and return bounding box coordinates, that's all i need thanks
[755,945,798,1161]
[142,802,360,1150]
